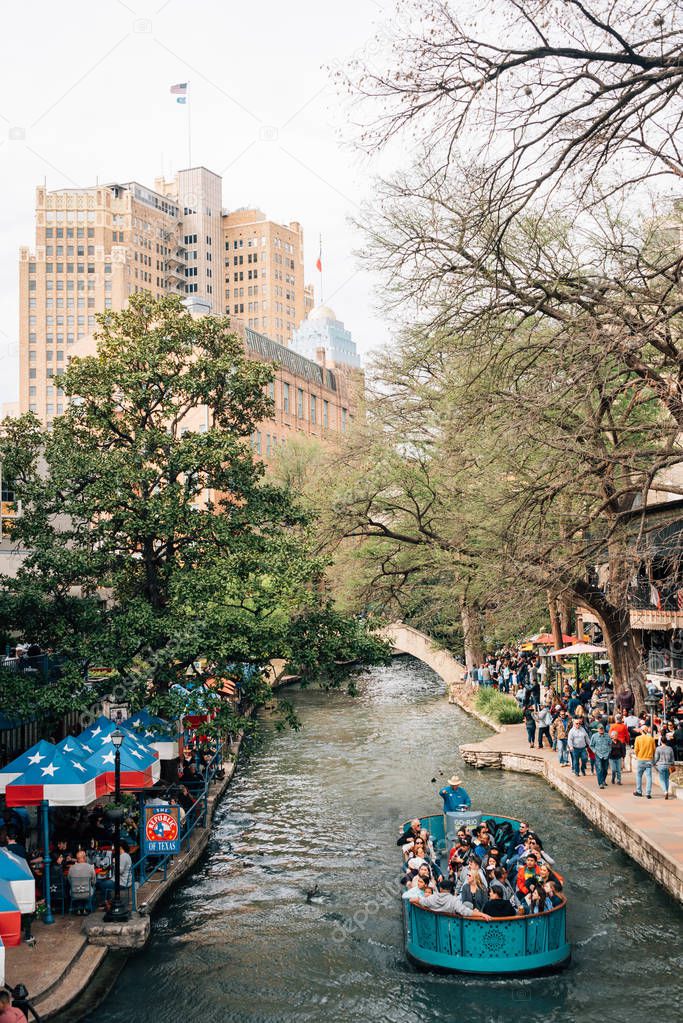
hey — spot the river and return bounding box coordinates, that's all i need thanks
[86,657,683,1023]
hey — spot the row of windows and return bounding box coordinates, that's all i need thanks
[44,210,96,223]
[29,279,105,292]
[45,227,95,239]
[250,431,287,455]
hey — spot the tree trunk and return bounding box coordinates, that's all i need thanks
[548,592,563,653]
[559,595,571,637]
[575,609,584,643]
[599,606,646,713]
[460,597,485,675]
[570,581,647,711]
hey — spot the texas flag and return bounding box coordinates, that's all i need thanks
[170,82,188,104]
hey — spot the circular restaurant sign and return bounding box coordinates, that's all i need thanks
[146,811,179,844]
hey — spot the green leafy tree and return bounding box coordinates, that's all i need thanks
[0,294,389,725]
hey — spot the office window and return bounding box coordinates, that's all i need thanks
[266,434,271,456]
[283,382,290,413]
[323,400,329,428]
[310,395,317,425]
[29,368,36,379]
[268,381,275,402]
[297,387,304,419]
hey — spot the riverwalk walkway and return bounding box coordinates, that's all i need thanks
[460,725,683,903]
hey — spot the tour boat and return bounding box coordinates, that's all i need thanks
[401,813,571,975]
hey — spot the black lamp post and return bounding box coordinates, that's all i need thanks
[103,728,130,923]
[644,693,660,730]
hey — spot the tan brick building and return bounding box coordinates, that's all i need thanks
[222,208,308,346]
[18,167,320,424]
[17,166,364,452]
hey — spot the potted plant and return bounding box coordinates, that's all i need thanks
[104,803,126,824]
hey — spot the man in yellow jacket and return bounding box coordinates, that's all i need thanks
[633,724,657,799]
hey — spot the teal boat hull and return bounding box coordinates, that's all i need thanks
[400,812,571,975]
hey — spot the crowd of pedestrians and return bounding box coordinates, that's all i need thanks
[471,649,682,801]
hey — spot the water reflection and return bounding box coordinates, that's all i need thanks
[88,658,683,1023]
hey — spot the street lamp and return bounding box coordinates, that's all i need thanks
[103,728,130,923]
[644,693,660,730]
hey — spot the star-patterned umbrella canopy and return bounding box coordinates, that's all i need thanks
[56,734,97,760]
[78,714,120,747]
[5,745,100,807]
[0,740,62,795]
[83,734,160,793]
[123,710,180,760]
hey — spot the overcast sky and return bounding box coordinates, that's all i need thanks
[0,0,401,406]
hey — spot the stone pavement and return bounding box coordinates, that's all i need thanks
[460,722,683,902]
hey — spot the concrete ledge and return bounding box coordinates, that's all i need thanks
[84,915,150,950]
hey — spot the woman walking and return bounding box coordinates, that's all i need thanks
[523,705,536,749]
[655,736,675,800]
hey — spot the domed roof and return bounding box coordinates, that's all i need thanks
[308,304,336,322]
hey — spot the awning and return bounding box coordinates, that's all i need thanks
[545,642,607,656]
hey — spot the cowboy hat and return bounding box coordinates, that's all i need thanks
[447,775,463,787]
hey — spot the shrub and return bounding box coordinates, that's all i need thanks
[473,688,523,724]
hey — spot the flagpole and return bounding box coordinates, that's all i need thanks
[187,81,192,167]
[319,233,323,303]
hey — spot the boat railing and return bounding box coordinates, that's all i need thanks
[404,895,569,969]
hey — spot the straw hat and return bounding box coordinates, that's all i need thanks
[447,775,463,787]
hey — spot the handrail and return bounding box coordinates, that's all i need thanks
[130,738,228,911]
[409,894,567,922]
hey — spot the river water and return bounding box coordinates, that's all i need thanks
[87,657,683,1023]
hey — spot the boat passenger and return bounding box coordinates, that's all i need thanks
[482,881,518,918]
[397,818,422,847]
[520,878,553,915]
[544,880,563,907]
[537,860,563,891]
[438,775,471,811]
[516,852,541,895]
[458,860,490,911]
[419,877,490,920]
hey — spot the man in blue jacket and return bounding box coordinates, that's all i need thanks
[439,774,471,810]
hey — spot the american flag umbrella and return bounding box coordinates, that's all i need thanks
[0,849,35,914]
[123,710,180,760]
[56,735,109,797]
[5,746,99,807]
[0,740,60,794]
[57,734,97,759]
[78,714,119,746]
[83,734,160,792]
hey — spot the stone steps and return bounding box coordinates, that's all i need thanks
[36,945,108,1018]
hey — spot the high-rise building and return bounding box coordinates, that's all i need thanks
[18,168,316,423]
[291,304,361,369]
[222,208,307,346]
[18,168,226,422]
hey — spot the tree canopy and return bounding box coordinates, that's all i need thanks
[0,294,389,726]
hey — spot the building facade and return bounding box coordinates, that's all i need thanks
[242,327,358,463]
[291,304,361,369]
[222,208,307,346]
[18,168,315,423]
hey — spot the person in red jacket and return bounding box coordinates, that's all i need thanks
[516,852,541,895]
[609,714,630,785]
